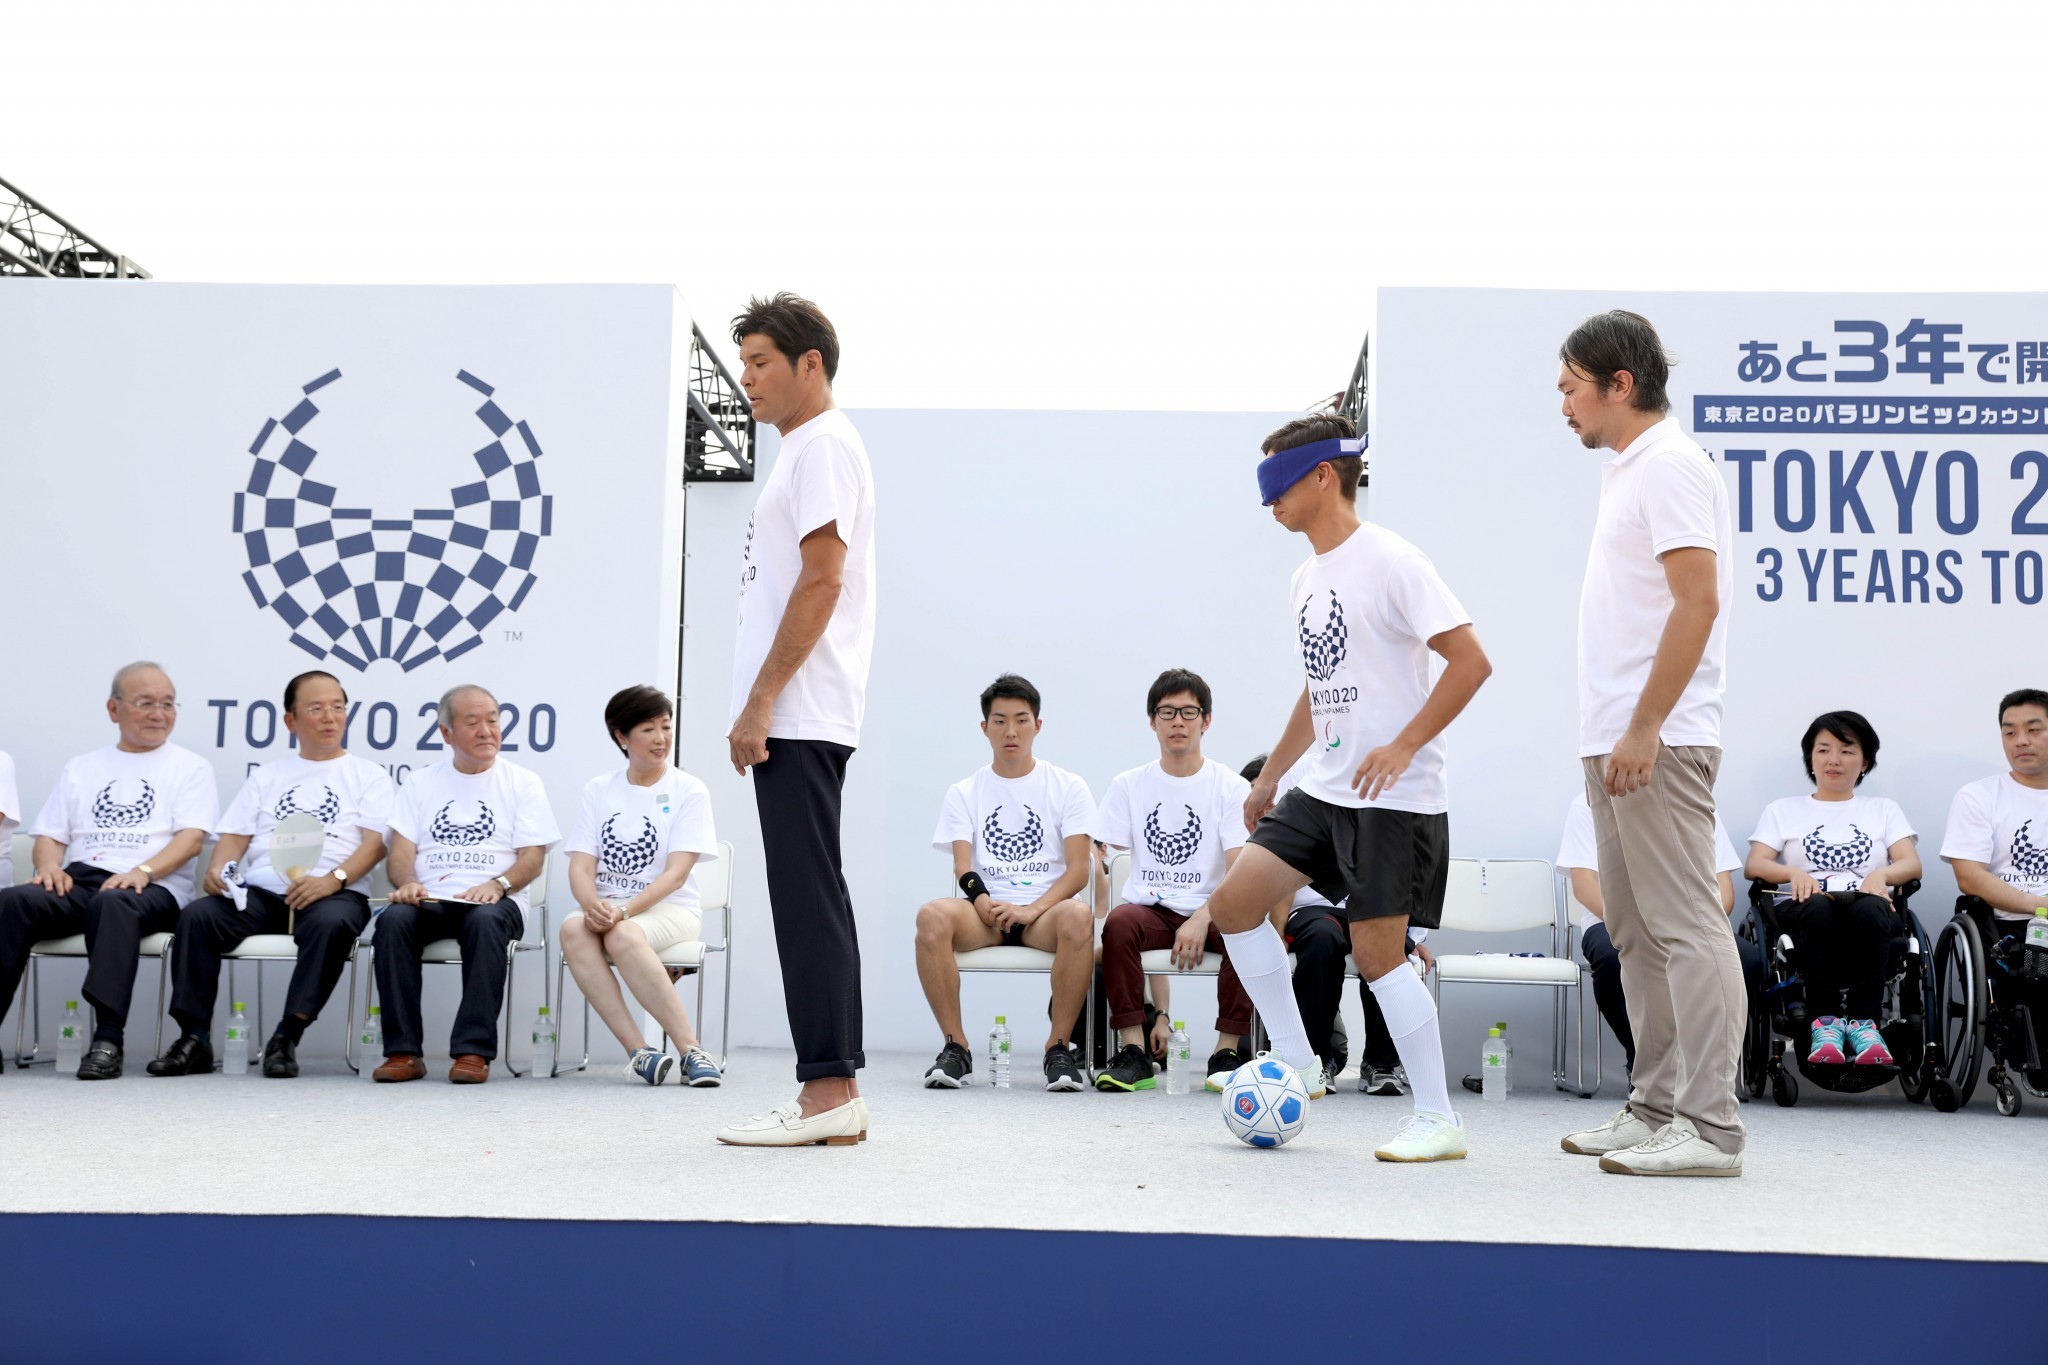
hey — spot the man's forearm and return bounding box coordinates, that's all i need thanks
[746,574,838,711]
[1958,863,2038,915]
[1628,596,1716,736]
[1265,692,1314,782]
[504,845,547,893]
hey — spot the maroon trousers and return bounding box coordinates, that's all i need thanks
[1100,902,1252,1035]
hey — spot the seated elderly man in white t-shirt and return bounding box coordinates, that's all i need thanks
[0,663,218,1080]
[1557,790,1753,1077]
[372,684,559,1084]
[560,685,723,1088]
[1941,686,2048,1082]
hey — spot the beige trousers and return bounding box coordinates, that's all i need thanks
[1582,745,1746,1153]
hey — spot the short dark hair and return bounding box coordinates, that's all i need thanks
[1261,412,1363,499]
[1800,710,1880,786]
[1999,687,2048,724]
[731,292,840,383]
[1239,752,1269,783]
[980,673,1041,720]
[604,684,673,757]
[284,670,345,712]
[1560,310,1671,414]
[1146,668,1212,717]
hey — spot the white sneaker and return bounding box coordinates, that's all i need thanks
[1205,1054,1328,1100]
[1374,1110,1468,1162]
[715,1099,863,1147]
[1560,1104,1655,1156]
[1597,1117,1742,1177]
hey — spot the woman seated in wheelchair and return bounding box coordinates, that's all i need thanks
[1744,709,1921,1067]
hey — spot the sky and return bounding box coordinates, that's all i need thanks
[10,0,2048,411]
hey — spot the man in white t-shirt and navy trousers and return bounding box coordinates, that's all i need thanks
[1203,413,1494,1163]
[372,684,559,1083]
[717,294,879,1148]
[0,662,219,1079]
[1556,311,1744,1176]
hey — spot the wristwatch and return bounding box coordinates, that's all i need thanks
[331,867,347,883]
[136,863,156,882]
[494,875,514,893]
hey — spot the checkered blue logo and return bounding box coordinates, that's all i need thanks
[234,369,552,672]
[275,783,341,826]
[1802,824,1874,873]
[1298,590,1348,682]
[983,804,1044,863]
[2013,820,2048,879]
[599,813,661,876]
[430,800,497,847]
[91,780,155,829]
[1144,803,1203,866]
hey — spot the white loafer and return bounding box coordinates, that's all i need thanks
[716,1099,863,1147]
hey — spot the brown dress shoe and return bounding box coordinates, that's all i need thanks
[449,1054,490,1084]
[373,1054,427,1083]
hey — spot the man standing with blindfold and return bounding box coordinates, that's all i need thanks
[1201,413,1492,1162]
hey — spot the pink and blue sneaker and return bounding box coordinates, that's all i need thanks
[1807,1017,1847,1065]
[1844,1019,1893,1066]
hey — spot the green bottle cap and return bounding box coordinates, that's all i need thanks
[234,1001,245,1011]
[369,1005,381,1015]
[995,1015,1007,1025]
[65,999,78,1010]
[1174,1020,1186,1030]
[539,1005,550,1016]
[2035,907,2047,916]
[1488,1026,1502,1037]
[1496,1021,1508,1030]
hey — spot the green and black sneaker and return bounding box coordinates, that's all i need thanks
[1094,1043,1156,1092]
[1203,1046,1251,1093]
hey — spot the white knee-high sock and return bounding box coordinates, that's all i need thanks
[1219,923,1315,1070]
[1369,965,1454,1119]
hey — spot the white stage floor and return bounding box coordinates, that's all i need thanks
[4,1047,2040,1264]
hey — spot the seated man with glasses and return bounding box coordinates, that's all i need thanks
[0,662,219,1079]
[149,670,394,1079]
[1092,669,1261,1091]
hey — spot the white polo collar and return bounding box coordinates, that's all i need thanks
[1606,417,1677,468]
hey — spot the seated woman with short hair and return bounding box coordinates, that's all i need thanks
[1745,709,1920,1067]
[560,685,723,1087]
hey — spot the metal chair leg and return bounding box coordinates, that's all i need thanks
[502,944,527,1078]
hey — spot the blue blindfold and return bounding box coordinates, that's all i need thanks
[1257,435,1367,505]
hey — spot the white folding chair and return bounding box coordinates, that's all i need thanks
[8,832,190,1065]
[1557,870,1604,1096]
[217,856,393,1074]
[952,863,1095,1074]
[1428,856,1594,1096]
[553,839,735,1075]
[352,852,551,1078]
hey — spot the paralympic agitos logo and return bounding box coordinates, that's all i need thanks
[233,369,553,672]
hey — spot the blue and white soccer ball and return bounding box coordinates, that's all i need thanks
[1220,1055,1310,1148]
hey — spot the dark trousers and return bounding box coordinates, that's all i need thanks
[1101,902,1252,1035]
[169,886,370,1034]
[0,864,179,1034]
[372,899,523,1059]
[1584,917,1765,1074]
[1286,905,1398,1072]
[1776,893,1896,1021]
[753,737,864,1081]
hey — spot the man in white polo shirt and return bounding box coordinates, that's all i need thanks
[1555,310,1743,1176]
[716,293,879,1148]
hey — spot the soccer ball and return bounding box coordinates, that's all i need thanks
[1220,1055,1310,1148]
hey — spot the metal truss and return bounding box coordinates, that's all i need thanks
[685,320,756,482]
[1,175,149,279]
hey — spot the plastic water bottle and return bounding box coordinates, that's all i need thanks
[359,1006,382,1079]
[532,1005,557,1079]
[55,999,84,1072]
[224,1002,250,1076]
[2024,909,2048,980]
[1496,1019,1516,1094]
[1165,1020,1192,1094]
[989,1015,1012,1088]
[1481,1027,1508,1102]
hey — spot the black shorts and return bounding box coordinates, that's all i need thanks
[1000,923,1027,948]
[1249,788,1449,929]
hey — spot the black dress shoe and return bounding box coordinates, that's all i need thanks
[77,1040,123,1080]
[146,1035,216,1077]
[262,1034,299,1078]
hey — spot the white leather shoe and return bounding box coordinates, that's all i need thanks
[716,1099,863,1147]
[1561,1104,1656,1156]
[853,1095,869,1141]
[1598,1117,1742,1177]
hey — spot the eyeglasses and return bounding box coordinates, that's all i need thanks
[1152,706,1205,722]
[297,703,348,720]
[123,699,179,716]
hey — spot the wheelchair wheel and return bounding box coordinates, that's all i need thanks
[1996,1074,2023,1117]
[1930,1076,1962,1112]
[1932,915,1987,1108]
[1771,1068,1797,1107]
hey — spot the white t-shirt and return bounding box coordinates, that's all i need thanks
[566,767,720,913]
[1941,773,2048,921]
[1555,792,1742,926]
[1748,793,1916,897]
[1289,522,1471,814]
[219,752,396,896]
[730,408,878,749]
[390,757,560,912]
[1092,758,1251,912]
[1577,418,1734,757]
[28,742,220,902]
[932,760,1095,903]
[0,749,20,890]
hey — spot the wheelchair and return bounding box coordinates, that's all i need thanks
[1738,877,1934,1107]
[1928,897,2048,1116]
